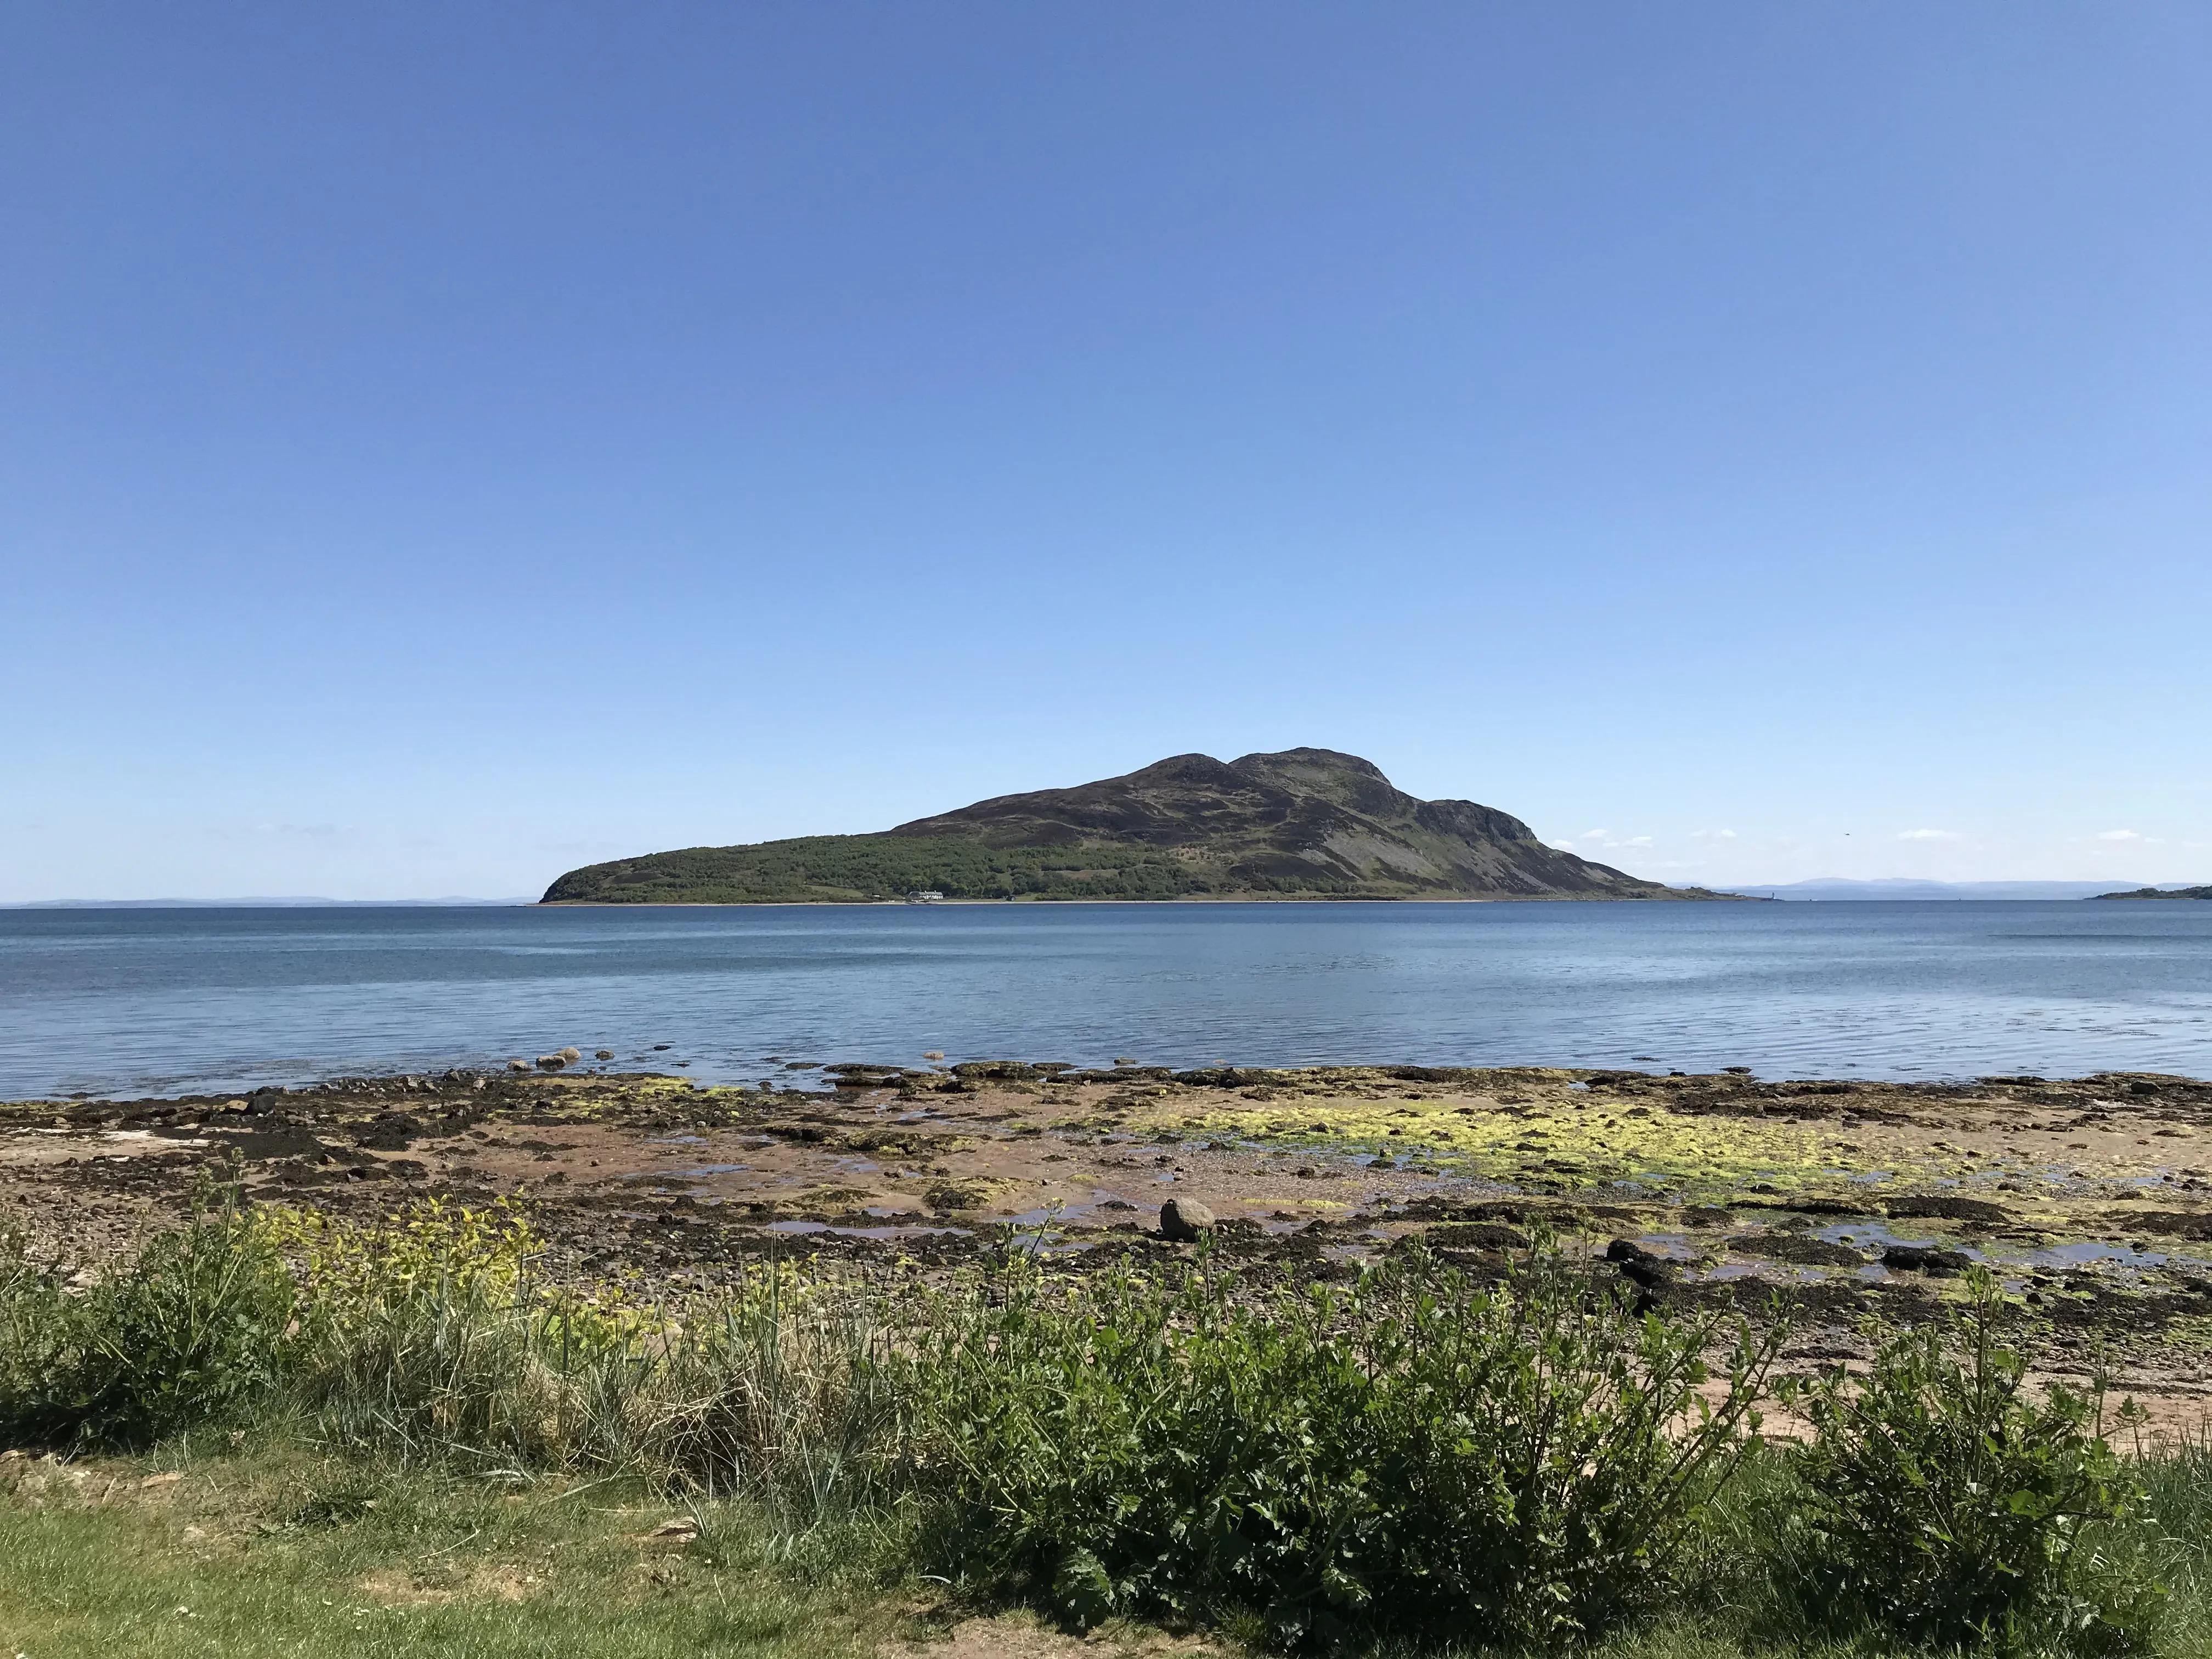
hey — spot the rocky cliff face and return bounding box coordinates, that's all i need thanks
[541,748,1700,904]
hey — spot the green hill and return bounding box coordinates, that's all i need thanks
[541,748,1730,904]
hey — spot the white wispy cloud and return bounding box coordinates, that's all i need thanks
[1897,828,1964,842]
[1548,840,1577,852]
[2095,829,2143,842]
[1691,828,1737,842]
[1579,829,1607,840]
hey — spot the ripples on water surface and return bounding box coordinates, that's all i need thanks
[2,901,2208,1097]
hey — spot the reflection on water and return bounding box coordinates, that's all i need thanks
[3,900,2209,1099]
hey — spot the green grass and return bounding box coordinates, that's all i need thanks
[0,1455,2153,1659]
[4,1439,2209,1658]
[0,1453,1907,1659]
[0,1451,916,1659]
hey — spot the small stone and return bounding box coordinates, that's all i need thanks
[1160,1198,1215,1241]
[558,1047,581,1063]
[595,1049,614,1060]
[507,1059,531,1073]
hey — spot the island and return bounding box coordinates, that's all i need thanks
[540,747,1743,904]
[2094,885,2212,900]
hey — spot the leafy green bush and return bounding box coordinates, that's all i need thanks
[905,1246,1781,1649]
[0,1224,72,1442]
[1778,1269,2158,1654]
[0,1200,297,1450]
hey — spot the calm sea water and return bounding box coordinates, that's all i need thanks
[2,901,2209,1099]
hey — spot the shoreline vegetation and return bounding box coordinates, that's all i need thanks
[10,1062,2212,1653]
[540,749,1750,906]
[3,1189,2207,1657]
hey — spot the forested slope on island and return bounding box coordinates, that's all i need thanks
[541,748,1735,904]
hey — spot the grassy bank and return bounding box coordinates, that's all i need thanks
[2,1453,916,1659]
[4,1194,2209,1656]
[8,1454,2128,1659]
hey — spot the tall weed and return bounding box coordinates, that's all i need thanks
[290,1206,894,1521]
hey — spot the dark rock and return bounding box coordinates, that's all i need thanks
[1160,1198,1216,1242]
[1172,1067,1286,1087]
[595,1049,615,1060]
[1726,1232,1864,1267]
[1736,1195,1861,1216]
[1427,1222,1528,1252]
[1885,1195,2008,1225]
[1882,1245,1973,1275]
[204,1123,326,1161]
[351,1112,425,1152]
[1605,1237,1677,1289]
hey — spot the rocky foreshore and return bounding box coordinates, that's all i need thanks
[9,1057,2212,1431]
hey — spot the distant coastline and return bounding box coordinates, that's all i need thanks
[5,897,532,909]
[1712,879,2204,902]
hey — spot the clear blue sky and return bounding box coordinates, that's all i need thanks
[5,2,2208,900]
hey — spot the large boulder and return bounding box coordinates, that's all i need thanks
[1160,1198,1216,1242]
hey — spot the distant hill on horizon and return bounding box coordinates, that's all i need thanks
[1714,878,2190,901]
[542,748,1736,905]
[4,896,532,909]
[2092,884,2212,901]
